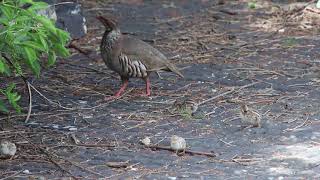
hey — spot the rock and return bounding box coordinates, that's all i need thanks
[36,0,87,39]
[55,2,87,39]
[36,0,57,21]
[0,140,17,158]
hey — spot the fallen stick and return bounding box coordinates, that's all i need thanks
[146,145,216,157]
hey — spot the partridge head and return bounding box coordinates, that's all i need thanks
[97,16,184,99]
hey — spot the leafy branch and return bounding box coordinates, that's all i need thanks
[0,0,70,114]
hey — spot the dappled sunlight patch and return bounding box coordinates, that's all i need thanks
[267,166,294,176]
[282,142,320,164]
[267,140,320,166]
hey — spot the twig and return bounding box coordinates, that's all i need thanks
[0,170,23,180]
[64,159,104,177]
[19,135,104,177]
[70,143,116,148]
[197,81,259,106]
[226,67,296,78]
[285,0,316,16]
[219,9,238,15]
[84,7,115,12]
[285,115,310,132]
[24,81,32,123]
[70,134,115,148]
[106,161,130,168]
[62,62,109,75]
[218,138,235,146]
[126,121,147,130]
[1,53,33,123]
[17,134,76,178]
[28,83,74,110]
[68,41,90,56]
[146,145,216,157]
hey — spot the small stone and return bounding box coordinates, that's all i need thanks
[78,100,87,104]
[168,176,177,180]
[23,169,30,174]
[0,140,17,157]
[68,127,78,131]
[52,125,60,129]
[140,137,151,146]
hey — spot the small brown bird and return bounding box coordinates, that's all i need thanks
[170,135,187,155]
[97,16,184,99]
[0,140,16,158]
[239,104,261,128]
[171,97,198,116]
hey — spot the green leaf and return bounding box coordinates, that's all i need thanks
[4,83,21,113]
[317,0,320,9]
[0,99,9,113]
[0,56,10,76]
[13,31,28,43]
[37,33,48,52]
[0,17,9,26]
[47,51,56,67]
[53,44,70,57]
[24,46,40,76]
[248,2,256,9]
[17,41,46,52]
[0,0,71,113]
[0,5,14,19]
[19,0,34,5]
[28,2,48,11]
[36,16,56,34]
[56,29,70,43]
[15,15,31,23]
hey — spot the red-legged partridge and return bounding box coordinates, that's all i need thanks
[97,16,184,99]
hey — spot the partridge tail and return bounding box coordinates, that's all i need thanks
[167,63,184,78]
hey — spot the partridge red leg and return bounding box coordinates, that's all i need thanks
[105,79,129,100]
[145,77,151,96]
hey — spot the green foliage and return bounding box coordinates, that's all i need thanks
[0,0,70,113]
[178,107,204,120]
[248,1,256,9]
[317,0,320,9]
[282,37,298,48]
[0,83,21,113]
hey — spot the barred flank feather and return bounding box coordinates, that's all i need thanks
[119,53,148,78]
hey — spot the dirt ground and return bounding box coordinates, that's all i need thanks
[2,0,320,179]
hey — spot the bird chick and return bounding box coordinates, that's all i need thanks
[0,140,17,158]
[239,104,261,128]
[171,97,198,116]
[170,135,187,155]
